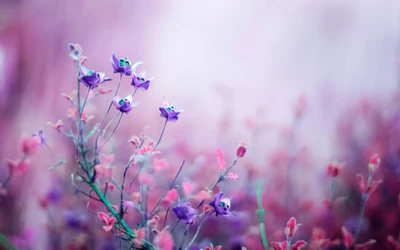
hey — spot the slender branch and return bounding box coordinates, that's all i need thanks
[149,160,185,217]
[99,113,124,150]
[179,225,189,250]
[94,73,123,163]
[210,158,238,191]
[152,120,168,152]
[184,215,209,250]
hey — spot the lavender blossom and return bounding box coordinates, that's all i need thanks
[131,71,152,91]
[110,54,135,76]
[112,95,137,114]
[79,66,112,89]
[209,193,232,216]
[159,100,183,122]
[172,202,197,224]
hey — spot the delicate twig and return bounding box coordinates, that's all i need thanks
[98,113,124,150]
[210,158,238,191]
[184,215,209,250]
[354,173,374,243]
[170,219,180,233]
[149,160,185,217]
[152,120,168,152]
[179,225,189,250]
[163,206,170,229]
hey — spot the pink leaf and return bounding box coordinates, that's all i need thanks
[216,148,226,171]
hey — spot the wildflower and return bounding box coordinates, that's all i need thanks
[63,211,87,230]
[21,136,41,155]
[368,153,380,174]
[236,142,247,158]
[7,158,30,175]
[327,162,344,177]
[47,120,63,132]
[271,240,307,250]
[153,226,173,250]
[79,66,111,89]
[209,193,233,216]
[138,173,156,187]
[112,95,137,114]
[204,243,222,250]
[131,70,152,91]
[226,172,239,180]
[97,212,115,232]
[68,43,88,65]
[67,108,94,123]
[110,54,134,76]
[387,235,400,249]
[159,100,183,122]
[172,202,197,224]
[285,217,301,239]
[356,174,382,194]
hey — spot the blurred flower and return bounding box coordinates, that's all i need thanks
[21,135,41,155]
[68,43,88,65]
[112,95,137,114]
[12,228,36,249]
[0,183,7,196]
[387,235,400,249]
[355,239,376,250]
[271,240,307,250]
[131,71,152,91]
[133,227,146,247]
[294,94,307,119]
[7,158,30,175]
[236,142,247,158]
[285,217,301,239]
[94,164,114,180]
[138,173,156,187]
[368,153,380,174]
[97,212,115,232]
[64,211,87,230]
[111,54,134,76]
[79,66,112,89]
[342,227,353,249]
[327,162,344,177]
[356,174,382,194]
[172,202,197,224]
[153,226,173,250]
[67,108,94,123]
[47,119,63,132]
[204,243,222,250]
[209,193,232,216]
[159,100,183,122]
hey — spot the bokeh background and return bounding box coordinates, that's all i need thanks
[1,1,400,249]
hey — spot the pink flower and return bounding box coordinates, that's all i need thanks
[387,235,400,250]
[131,192,140,203]
[7,158,30,175]
[356,174,382,194]
[21,136,40,155]
[226,172,239,180]
[100,154,115,165]
[342,227,353,249]
[204,243,222,250]
[139,173,156,187]
[216,148,226,171]
[67,108,94,123]
[285,217,301,239]
[236,142,247,158]
[327,162,344,177]
[47,120,64,132]
[95,164,114,179]
[96,86,113,95]
[182,181,195,196]
[368,153,380,174]
[272,240,307,250]
[154,157,169,171]
[97,212,115,232]
[153,226,173,250]
[133,227,146,247]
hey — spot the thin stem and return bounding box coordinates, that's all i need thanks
[170,219,180,233]
[286,238,291,250]
[210,158,238,191]
[101,112,121,139]
[3,155,27,188]
[129,162,144,190]
[257,179,269,250]
[94,73,123,163]
[354,173,374,243]
[164,206,170,229]
[149,160,185,217]
[184,215,209,250]
[98,113,124,150]
[120,159,134,218]
[152,120,168,152]
[80,87,91,114]
[0,233,17,250]
[179,225,189,250]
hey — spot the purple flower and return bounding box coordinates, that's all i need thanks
[172,202,197,224]
[79,66,112,89]
[209,193,232,216]
[68,43,88,65]
[112,95,137,114]
[131,71,152,91]
[159,100,183,122]
[110,54,142,76]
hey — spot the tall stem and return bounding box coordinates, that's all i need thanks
[98,113,124,150]
[152,120,168,152]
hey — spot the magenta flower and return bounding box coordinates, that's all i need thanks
[159,100,183,122]
[97,212,115,232]
[79,66,112,89]
[209,192,232,216]
[131,71,152,91]
[110,54,138,76]
[112,95,137,114]
[172,202,197,224]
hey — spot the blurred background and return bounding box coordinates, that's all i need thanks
[1,0,400,249]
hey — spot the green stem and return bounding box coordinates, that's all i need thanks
[257,179,269,250]
[0,233,17,250]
